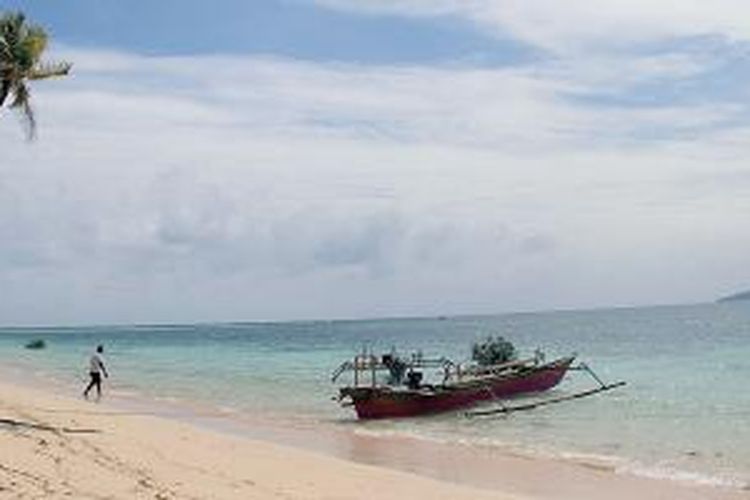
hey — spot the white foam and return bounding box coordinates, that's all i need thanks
[216,405,239,415]
[617,461,748,489]
[350,426,749,491]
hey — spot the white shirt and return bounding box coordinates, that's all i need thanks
[89,353,105,374]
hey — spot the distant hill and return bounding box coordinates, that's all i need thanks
[717,290,750,303]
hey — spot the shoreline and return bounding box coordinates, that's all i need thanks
[0,379,524,499]
[0,374,747,499]
[6,359,749,494]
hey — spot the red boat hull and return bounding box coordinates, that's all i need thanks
[348,357,574,419]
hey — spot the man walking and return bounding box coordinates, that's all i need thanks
[83,345,109,401]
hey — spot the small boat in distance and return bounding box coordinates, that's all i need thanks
[24,339,46,350]
[332,348,576,419]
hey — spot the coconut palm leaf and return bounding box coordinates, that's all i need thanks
[0,10,70,139]
[29,61,72,79]
[9,80,35,139]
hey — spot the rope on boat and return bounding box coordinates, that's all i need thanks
[480,384,508,412]
[571,362,608,388]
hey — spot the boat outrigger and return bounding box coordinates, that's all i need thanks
[332,341,624,420]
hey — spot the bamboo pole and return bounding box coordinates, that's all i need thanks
[466,381,626,418]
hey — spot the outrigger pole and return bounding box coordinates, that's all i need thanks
[466,363,626,418]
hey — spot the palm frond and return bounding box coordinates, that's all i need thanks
[0,35,12,62]
[0,78,10,107]
[29,60,71,79]
[1,13,43,71]
[0,11,68,139]
[1,13,22,68]
[23,25,47,61]
[9,81,35,139]
[0,12,23,52]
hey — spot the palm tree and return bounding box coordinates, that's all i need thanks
[0,11,71,139]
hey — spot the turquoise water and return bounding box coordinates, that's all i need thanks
[0,302,749,488]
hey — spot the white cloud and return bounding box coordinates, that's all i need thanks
[316,0,750,52]
[1,47,749,324]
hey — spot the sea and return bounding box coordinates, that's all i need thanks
[0,302,748,490]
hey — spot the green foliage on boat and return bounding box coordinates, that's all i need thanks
[24,339,45,350]
[471,336,516,366]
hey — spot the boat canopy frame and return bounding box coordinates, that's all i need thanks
[331,350,456,388]
[331,349,548,389]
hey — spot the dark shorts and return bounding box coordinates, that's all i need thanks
[90,372,101,383]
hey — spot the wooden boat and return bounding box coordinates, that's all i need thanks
[332,351,576,419]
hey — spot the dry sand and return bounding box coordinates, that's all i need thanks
[0,380,520,500]
[0,380,746,499]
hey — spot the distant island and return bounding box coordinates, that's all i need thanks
[717,290,750,302]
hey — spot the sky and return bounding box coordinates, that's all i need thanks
[1,1,750,325]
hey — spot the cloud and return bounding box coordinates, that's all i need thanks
[1,45,749,324]
[46,44,749,149]
[315,0,750,53]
